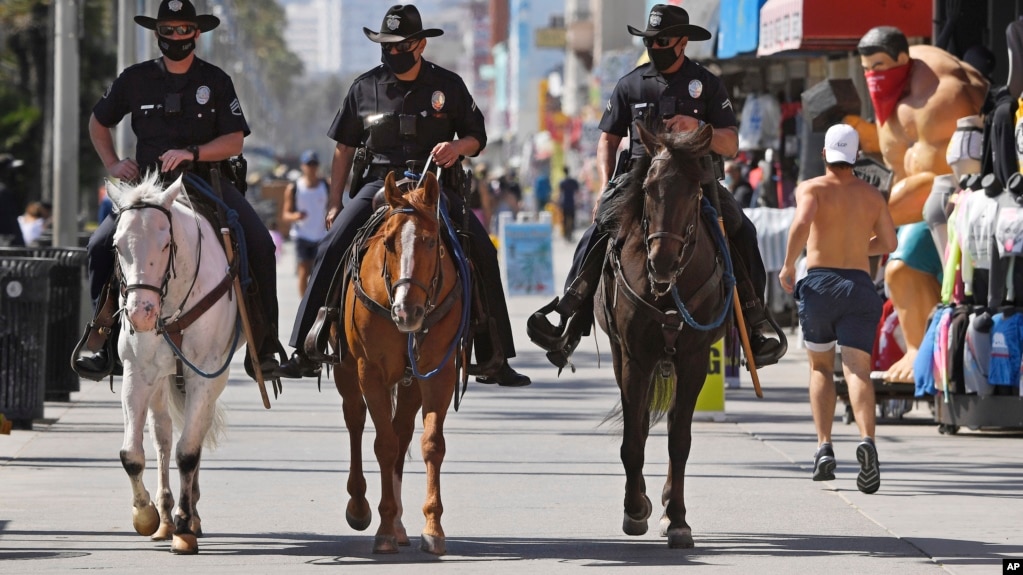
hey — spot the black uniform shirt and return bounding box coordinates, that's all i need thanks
[327,60,487,166]
[599,58,736,159]
[93,58,251,174]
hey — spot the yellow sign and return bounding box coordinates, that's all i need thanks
[695,338,725,419]
[535,27,566,49]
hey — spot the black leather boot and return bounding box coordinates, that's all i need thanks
[275,349,322,379]
[74,344,123,381]
[475,361,531,387]
[745,305,787,367]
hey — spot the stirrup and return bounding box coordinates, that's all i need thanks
[748,315,788,368]
[304,305,340,364]
[526,297,565,349]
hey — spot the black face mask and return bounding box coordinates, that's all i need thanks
[158,36,196,62]
[381,48,418,75]
[647,46,680,72]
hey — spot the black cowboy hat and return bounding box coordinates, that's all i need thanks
[627,4,711,42]
[135,0,220,33]
[363,4,444,44]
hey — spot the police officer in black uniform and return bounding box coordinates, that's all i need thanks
[277,4,530,387]
[528,4,786,369]
[74,0,282,379]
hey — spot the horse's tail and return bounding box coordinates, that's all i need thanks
[167,380,227,450]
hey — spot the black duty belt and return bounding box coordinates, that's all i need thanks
[367,162,426,180]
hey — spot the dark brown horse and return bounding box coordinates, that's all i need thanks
[594,123,732,548]
[332,171,463,555]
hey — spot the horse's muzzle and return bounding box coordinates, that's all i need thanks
[647,249,682,285]
[125,294,160,333]
[392,303,425,333]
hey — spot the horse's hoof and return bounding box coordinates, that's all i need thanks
[420,533,446,556]
[622,514,649,536]
[622,495,652,536]
[171,533,199,554]
[658,514,670,537]
[346,506,372,532]
[151,522,174,541]
[373,535,400,554]
[189,517,203,537]
[395,523,410,546]
[132,503,160,536]
[667,527,694,549]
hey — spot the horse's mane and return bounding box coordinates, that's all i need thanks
[110,171,195,212]
[598,129,707,236]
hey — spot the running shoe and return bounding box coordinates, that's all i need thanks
[856,437,881,494]
[812,442,836,481]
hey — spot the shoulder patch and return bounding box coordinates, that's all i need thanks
[230,98,242,116]
[722,99,733,110]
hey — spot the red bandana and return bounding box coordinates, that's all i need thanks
[864,62,912,126]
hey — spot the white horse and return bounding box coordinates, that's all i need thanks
[106,172,239,554]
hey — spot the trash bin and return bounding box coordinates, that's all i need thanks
[0,247,88,401]
[0,257,55,429]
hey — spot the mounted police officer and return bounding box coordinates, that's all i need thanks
[74,0,283,380]
[528,4,786,369]
[276,4,530,387]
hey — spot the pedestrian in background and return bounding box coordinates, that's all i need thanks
[282,150,328,295]
[558,166,579,241]
[17,201,51,245]
[779,124,897,494]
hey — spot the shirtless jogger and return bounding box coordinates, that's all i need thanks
[779,124,898,495]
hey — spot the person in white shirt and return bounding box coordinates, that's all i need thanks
[283,150,329,294]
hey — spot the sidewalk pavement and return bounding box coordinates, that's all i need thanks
[0,230,1020,574]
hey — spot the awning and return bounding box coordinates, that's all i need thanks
[757,0,932,56]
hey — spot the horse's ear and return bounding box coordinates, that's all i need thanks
[696,123,714,155]
[157,175,185,208]
[105,179,126,210]
[634,120,660,157]
[423,171,440,205]
[383,171,405,207]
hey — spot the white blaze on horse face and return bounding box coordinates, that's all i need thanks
[118,209,172,333]
[391,217,424,332]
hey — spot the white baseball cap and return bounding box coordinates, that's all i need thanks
[823,123,859,164]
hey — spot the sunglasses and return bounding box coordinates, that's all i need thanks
[157,24,197,36]
[643,36,679,49]
[382,39,420,53]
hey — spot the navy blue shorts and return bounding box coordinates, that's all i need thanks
[295,238,320,263]
[795,267,882,354]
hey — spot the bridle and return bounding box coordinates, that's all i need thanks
[381,205,445,319]
[114,202,178,301]
[641,156,703,297]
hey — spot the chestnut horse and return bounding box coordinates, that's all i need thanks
[333,171,464,555]
[594,123,732,548]
[105,173,240,554]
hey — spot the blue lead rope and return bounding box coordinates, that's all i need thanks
[183,172,252,288]
[160,315,243,378]
[670,198,735,331]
